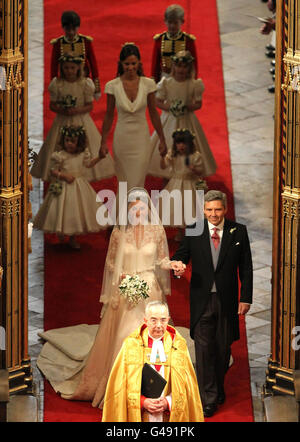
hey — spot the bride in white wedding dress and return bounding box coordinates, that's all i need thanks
[37,188,182,407]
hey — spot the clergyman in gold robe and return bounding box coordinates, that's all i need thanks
[102,301,204,422]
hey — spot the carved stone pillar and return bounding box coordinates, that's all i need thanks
[0,0,32,402]
[264,0,300,411]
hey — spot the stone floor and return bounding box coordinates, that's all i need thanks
[26,0,274,422]
[217,0,274,422]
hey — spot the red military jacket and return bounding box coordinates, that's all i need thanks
[151,31,198,83]
[50,34,100,93]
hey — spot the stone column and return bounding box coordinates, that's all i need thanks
[0,0,32,414]
[263,0,300,420]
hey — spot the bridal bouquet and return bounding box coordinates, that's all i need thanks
[119,274,150,306]
[170,99,186,117]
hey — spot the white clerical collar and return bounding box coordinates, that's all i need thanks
[208,219,225,232]
[148,333,166,364]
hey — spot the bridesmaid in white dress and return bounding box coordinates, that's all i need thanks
[148,50,217,180]
[36,188,183,407]
[99,43,167,190]
[30,54,114,183]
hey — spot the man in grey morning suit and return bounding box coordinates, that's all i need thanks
[171,190,253,418]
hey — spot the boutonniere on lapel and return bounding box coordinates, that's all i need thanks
[230,227,237,234]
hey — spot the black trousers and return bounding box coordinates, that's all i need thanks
[194,292,232,406]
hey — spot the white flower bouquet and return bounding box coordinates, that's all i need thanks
[48,179,63,196]
[170,99,186,117]
[59,94,77,108]
[119,274,150,306]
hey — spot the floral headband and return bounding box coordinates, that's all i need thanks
[172,128,195,139]
[59,54,84,64]
[171,53,194,64]
[122,41,136,47]
[60,125,85,138]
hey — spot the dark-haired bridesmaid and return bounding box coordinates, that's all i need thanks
[99,43,167,190]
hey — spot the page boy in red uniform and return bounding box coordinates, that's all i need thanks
[50,10,101,99]
[151,4,198,83]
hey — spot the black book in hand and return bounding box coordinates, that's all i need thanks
[141,363,167,399]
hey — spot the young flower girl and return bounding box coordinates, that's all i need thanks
[148,50,216,180]
[33,125,103,249]
[160,128,206,241]
[31,54,114,183]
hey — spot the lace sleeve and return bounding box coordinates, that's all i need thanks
[99,227,123,316]
[156,226,171,270]
[104,228,120,272]
[155,226,172,296]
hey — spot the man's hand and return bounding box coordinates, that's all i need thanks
[238,302,251,315]
[260,18,276,35]
[170,261,186,276]
[143,398,168,414]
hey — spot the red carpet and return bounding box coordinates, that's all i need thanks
[42,0,253,422]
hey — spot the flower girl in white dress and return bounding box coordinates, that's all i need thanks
[33,125,104,249]
[30,54,114,183]
[160,128,205,241]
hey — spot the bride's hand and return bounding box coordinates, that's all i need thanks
[170,261,186,276]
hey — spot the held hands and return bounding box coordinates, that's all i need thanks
[170,261,186,276]
[143,397,168,414]
[159,140,167,157]
[260,18,276,35]
[99,142,108,159]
